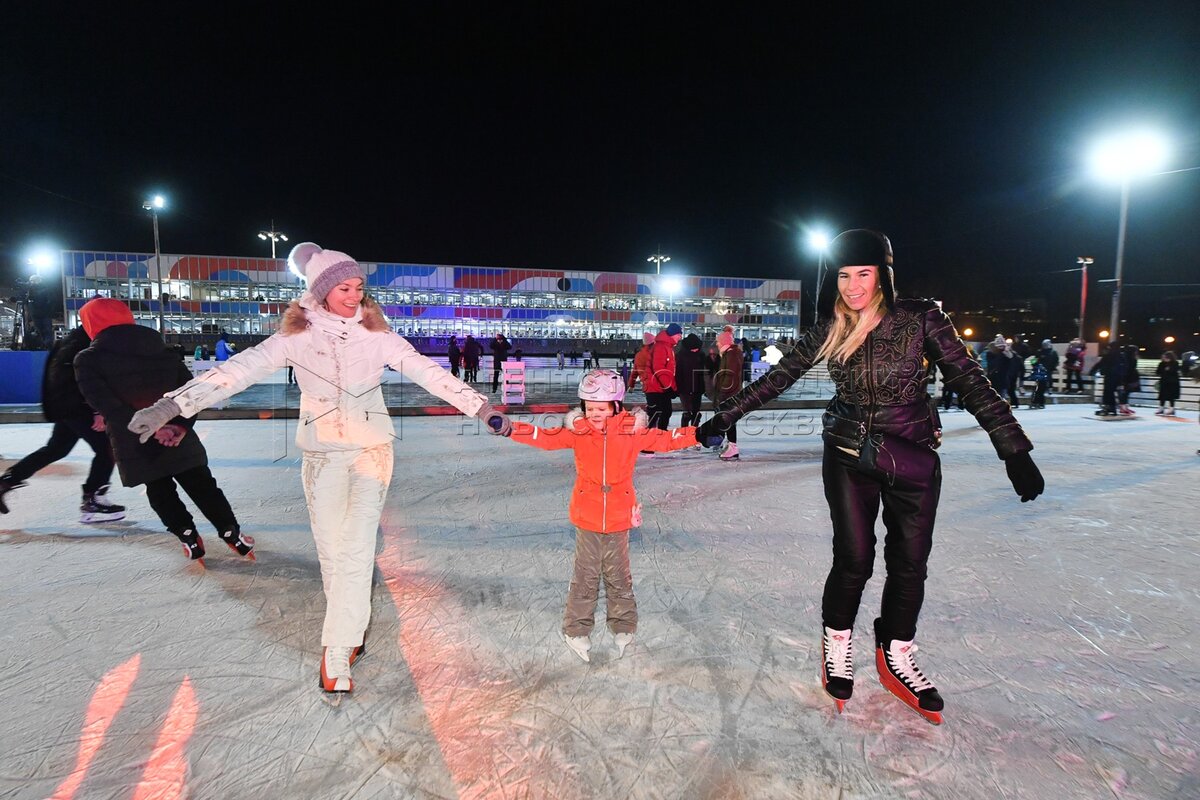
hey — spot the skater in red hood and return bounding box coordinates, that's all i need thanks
[508,369,700,663]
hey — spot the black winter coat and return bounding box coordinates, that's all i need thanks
[715,299,1032,458]
[1156,360,1181,402]
[74,325,207,487]
[41,327,95,423]
[675,337,707,396]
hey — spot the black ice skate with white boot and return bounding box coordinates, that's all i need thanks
[80,484,126,523]
[821,626,854,713]
[874,618,944,725]
[218,524,256,560]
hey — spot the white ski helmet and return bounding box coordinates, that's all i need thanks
[578,369,626,402]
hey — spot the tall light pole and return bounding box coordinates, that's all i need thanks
[257,220,289,259]
[143,195,166,332]
[647,248,670,275]
[807,230,830,328]
[1088,130,1169,343]
[1075,256,1093,341]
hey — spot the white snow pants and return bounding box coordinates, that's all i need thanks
[301,443,394,647]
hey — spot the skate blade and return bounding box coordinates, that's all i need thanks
[223,542,256,560]
[878,673,943,725]
[81,512,127,524]
[821,672,851,714]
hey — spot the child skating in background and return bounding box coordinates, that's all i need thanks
[509,369,709,662]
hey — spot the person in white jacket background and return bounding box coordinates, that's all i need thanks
[129,242,512,694]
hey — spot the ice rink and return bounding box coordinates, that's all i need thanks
[1,405,1197,799]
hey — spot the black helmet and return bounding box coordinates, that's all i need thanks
[817,229,897,319]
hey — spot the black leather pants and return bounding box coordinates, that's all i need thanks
[820,444,941,642]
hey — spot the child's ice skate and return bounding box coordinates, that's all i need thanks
[613,632,634,658]
[562,632,591,663]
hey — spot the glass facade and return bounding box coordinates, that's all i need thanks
[61,251,801,342]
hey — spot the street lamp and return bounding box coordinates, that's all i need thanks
[1087,130,1169,343]
[257,220,289,258]
[807,230,830,327]
[647,249,671,275]
[143,195,166,332]
[1075,257,1093,341]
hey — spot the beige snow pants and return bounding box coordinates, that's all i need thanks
[301,443,393,647]
[563,527,637,637]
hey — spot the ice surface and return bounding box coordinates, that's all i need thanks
[1,406,1197,799]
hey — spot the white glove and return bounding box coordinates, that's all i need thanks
[475,402,512,437]
[128,397,182,444]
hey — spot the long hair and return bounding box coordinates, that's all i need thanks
[814,289,886,364]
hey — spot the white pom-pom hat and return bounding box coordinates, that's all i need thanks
[287,242,366,304]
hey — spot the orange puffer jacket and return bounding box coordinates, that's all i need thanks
[511,411,698,533]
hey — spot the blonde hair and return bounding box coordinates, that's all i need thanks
[814,289,886,364]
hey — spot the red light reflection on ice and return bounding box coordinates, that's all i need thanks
[49,654,142,800]
[378,513,582,800]
[130,676,199,800]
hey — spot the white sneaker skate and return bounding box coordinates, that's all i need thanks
[561,632,591,663]
[614,632,634,658]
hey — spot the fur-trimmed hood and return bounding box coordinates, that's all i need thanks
[280,295,390,336]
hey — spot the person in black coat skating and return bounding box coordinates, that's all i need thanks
[0,326,126,522]
[697,229,1043,724]
[73,298,251,561]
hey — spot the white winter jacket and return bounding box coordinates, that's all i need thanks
[166,296,488,452]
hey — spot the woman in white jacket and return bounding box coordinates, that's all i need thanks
[130,243,511,694]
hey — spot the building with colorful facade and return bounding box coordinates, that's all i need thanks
[60,250,802,343]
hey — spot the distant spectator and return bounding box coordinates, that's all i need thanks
[1155,350,1180,416]
[1064,338,1087,393]
[490,333,511,393]
[675,333,706,429]
[447,336,462,378]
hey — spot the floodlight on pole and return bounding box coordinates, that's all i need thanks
[1087,129,1169,343]
[647,248,671,275]
[257,220,289,259]
[143,195,167,333]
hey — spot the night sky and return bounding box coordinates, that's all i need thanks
[4,4,1199,336]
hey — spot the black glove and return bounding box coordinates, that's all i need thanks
[1004,451,1044,502]
[695,419,725,449]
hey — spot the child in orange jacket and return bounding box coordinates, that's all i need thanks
[509,369,702,662]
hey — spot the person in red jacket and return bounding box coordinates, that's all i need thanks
[509,369,699,662]
[642,324,682,432]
